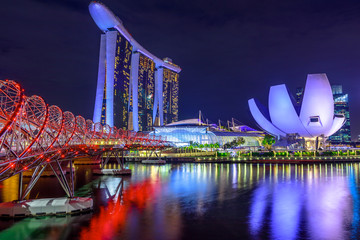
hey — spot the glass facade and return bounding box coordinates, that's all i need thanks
[150,126,262,147]
[152,126,217,147]
[329,85,351,142]
[332,85,343,95]
[163,68,179,125]
[113,32,132,129]
[138,54,155,131]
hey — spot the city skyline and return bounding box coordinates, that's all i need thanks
[1,1,360,239]
[1,0,360,139]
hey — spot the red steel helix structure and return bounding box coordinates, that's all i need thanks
[0,80,170,184]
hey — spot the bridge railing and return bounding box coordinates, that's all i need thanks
[0,80,173,181]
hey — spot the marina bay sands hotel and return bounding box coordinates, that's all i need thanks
[89,1,181,131]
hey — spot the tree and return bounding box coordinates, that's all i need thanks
[223,137,245,149]
[235,137,245,146]
[262,135,275,150]
[189,141,199,148]
[223,142,231,150]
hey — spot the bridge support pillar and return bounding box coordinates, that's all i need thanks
[48,160,74,198]
[0,160,93,218]
[142,149,166,164]
[94,151,131,175]
[18,172,23,201]
[20,164,47,200]
[69,159,74,196]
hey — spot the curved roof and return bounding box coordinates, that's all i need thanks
[326,115,346,137]
[165,118,204,126]
[89,1,181,73]
[248,73,345,139]
[299,74,334,136]
[248,98,286,137]
[269,84,311,137]
[88,1,120,31]
[211,131,263,137]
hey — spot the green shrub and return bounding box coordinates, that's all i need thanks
[217,152,229,157]
[321,151,336,156]
[251,151,274,157]
[339,151,347,156]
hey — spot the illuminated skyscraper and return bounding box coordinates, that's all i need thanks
[163,62,179,124]
[295,87,303,104]
[329,85,351,142]
[89,2,181,131]
[137,54,155,131]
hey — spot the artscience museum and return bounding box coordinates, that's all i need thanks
[248,74,345,145]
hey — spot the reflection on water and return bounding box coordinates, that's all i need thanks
[80,178,159,240]
[0,163,360,239]
[249,164,359,240]
[1,175,20,202]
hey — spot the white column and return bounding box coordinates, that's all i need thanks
[105,31,118,127]
[93,34,106,124]
[154,66,164,126]
[152,69,159,125]
[130,51,140,131]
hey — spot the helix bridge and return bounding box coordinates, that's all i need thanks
[0,80,171,202]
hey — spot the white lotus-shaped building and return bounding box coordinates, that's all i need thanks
[248,74,345,139]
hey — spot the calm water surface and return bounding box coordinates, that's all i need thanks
[0,162,358,240]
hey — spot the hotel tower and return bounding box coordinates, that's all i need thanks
[89,1,181,131]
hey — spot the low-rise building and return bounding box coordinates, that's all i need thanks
[149,119,263,147]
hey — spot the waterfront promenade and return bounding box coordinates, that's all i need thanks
[122,149,360,164]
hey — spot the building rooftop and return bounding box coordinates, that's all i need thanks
[165,118,205,127]
[88,1,181,73]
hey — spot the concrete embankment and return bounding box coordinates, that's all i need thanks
[125,156,360,164]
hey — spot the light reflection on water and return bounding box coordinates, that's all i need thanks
[0,163,359,239]
[249,163,359,240]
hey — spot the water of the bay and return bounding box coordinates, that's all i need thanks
[0,162,358,240]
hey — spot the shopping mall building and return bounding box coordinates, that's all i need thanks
[149,119,264,147]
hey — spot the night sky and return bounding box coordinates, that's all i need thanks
[1,0,360,140]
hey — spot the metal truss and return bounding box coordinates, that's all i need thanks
[0,80,171,198]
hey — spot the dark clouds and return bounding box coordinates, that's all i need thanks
[1,0,360,139]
